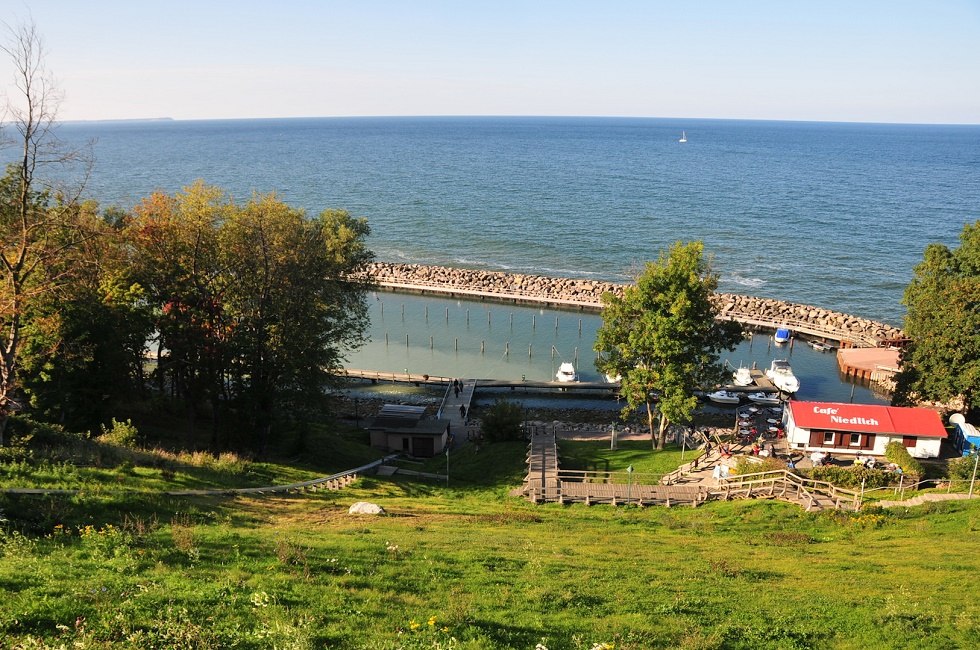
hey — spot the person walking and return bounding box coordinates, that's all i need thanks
[459,405,466,419]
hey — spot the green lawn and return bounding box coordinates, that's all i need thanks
[2,435,980,649]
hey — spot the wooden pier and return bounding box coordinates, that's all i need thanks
[339,368,620,392]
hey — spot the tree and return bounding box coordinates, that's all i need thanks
[221,197,373,450]
[893,220,980,415]
[125,183,374,450]
[0,23,91,444]
[18,202,152,430]
[595,241,742,449]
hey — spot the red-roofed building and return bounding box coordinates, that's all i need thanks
[784,401,947,459]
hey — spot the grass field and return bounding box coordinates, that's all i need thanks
[2,432,980,649]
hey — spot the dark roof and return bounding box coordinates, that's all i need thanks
[369,404,446,435]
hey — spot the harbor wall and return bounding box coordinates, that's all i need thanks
[360,262,905,346]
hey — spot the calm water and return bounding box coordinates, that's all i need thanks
[18,116,978,405]
[349,292,889,406]
[43,116,980,326]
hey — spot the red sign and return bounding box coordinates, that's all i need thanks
[789,402,946,438]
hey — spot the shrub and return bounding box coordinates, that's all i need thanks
[947,453,979,482]
[6,415,82,447]
[730,456,786,475]
[480,399,524,442]
[99,418,140,447]
[809,465,896,489]
[884,441,924,477]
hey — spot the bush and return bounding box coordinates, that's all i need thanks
[5,415,83,447]
[730,456,786,475]
[99,418,140,447]
[884,441,924,477]
[809,465,896,489]
[480,399,524,442]
[947,454,979,482]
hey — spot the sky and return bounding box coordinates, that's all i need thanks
[4,0,980,124]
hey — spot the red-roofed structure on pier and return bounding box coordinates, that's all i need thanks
[784,401,947,459]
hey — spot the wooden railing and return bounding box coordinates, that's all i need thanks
[718,311,881,347]
[710,469,862,511]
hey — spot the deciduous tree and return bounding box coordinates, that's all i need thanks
[0,23,91,444]
[595,241,742,449]
[893,220,980,415]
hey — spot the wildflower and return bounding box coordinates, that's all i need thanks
[409,620,421,631]
[428,615,437,627]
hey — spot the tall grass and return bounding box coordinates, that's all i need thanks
[2,439,979,649]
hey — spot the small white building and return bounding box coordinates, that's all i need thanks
[367,404,450,458]
[784,401,946,459]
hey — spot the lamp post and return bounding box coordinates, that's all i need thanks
[610,423,617,450]
[969,449,979,498]
[626,464,634,506]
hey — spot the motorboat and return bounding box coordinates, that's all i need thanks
[556,362,579,383]
[706,390,742,405]
[747,392,781,406]
[774,327,791,344]
[732,365,753,387]
[765,359,800,394]
[808,340,835,352]
[604,372,622,384]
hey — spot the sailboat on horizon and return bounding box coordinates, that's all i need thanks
[679,130,687,143]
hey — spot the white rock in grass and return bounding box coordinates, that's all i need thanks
[348,501,385,515]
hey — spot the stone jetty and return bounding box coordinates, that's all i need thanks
[359,262,904,347]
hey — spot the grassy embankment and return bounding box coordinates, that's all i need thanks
[1,424,979,649]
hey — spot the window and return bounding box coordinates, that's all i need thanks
[849,433,861,447]
[823,432,835,445]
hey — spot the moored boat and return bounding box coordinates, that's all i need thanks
[707,390,742,405]
[556,362,579,383]
[765,359,800,394]
[774,327,791,344]
[747,392,782,406]
[732,365,753,387]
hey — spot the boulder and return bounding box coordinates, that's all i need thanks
[348,501,385,515]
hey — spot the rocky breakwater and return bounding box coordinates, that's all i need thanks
[713,294,904,346]
[364,262,621,306]
[360,262,904,346]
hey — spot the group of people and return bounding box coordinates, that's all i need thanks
[751,441,777,458]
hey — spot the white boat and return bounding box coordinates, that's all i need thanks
[808,340,835,352]
[747,392,781,406]
[706,390,742,405]
[604,373,622,384]
[732,366,753,387]
[556,362,578,383]
[765,359,800,394]
[774,327,791,344]
[678,130,687,143]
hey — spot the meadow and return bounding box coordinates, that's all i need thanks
[2,427,979,649]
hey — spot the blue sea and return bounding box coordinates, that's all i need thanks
[21,116,980,405]
[48,116,980,327]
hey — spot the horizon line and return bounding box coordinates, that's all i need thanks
[55,114,980,128]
